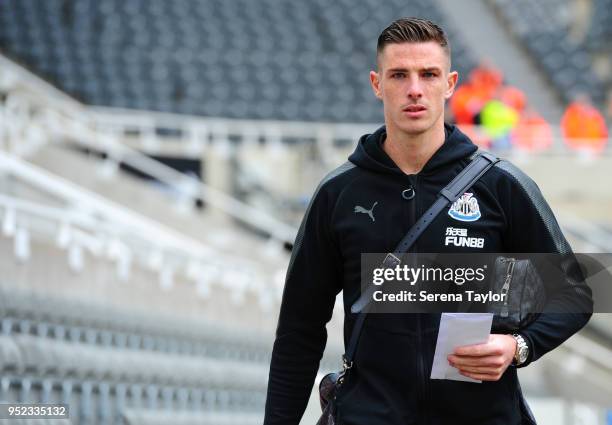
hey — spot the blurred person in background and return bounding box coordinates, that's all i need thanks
[470,78,525,151]
[449,82,480,125]
[451,62,532,151]
[449,60,504,128]
[499,85,526,116]
[448,79,492,149]
[264,17,592,425]
[561,94,609,154]
[479,97,519,150]
[511,107,553,153]
[469,60,503,101]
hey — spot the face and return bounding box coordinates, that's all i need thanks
[370,41,458,137]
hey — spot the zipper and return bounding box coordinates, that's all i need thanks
[500,258,515,317]
[416,313,426,422]
[413,174,419,252]
[410,173,429,424]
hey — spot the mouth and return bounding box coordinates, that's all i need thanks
[402,104,427,113]
[402,104,427,118]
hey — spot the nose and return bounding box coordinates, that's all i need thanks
[406,76,423,99]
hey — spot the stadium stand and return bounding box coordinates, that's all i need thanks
[0,287,270,362]
[0,285,342,424]
[489,0,610,107]
[585,0,612,51]
[0,0,476,123]
[0,48,345,424]
[1,1,612,423]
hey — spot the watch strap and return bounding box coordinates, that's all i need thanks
[512,333,529,365]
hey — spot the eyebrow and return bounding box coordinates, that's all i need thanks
[385,66,442,74]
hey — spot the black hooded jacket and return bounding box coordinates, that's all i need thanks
[264,124,593,425]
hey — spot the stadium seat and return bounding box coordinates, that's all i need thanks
[491,0,608,106]
[0,335,22,371]
[122,409,263,425]
[0,0,476,122]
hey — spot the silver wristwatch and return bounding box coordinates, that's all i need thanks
[512,334,529,366]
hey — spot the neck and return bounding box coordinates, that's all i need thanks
[383,121,446,175]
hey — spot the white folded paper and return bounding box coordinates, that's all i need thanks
[430,312,494,383]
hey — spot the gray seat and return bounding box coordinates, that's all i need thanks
[122,409,263,425]
[0,0,480,122]
[0,335,22,371]
[491,0,608,109]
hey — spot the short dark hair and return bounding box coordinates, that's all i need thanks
[377,17,451,59]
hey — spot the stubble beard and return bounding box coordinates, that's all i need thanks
[388,109,434,137]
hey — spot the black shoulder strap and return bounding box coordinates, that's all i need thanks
[342,151,499,369]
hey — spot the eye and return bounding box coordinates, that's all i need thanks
[391,72,406,79]
[422,71,437,78]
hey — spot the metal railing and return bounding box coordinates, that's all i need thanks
[0,157,272,305]
[0,54,298,244]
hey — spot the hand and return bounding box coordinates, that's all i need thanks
[447,334,517,381]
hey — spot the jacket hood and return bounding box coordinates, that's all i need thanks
[348,123,478,176]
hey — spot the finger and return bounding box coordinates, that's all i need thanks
[453,343,502,357]
[456,365,503,375]
[459,370,502,381]
[453,343,489,356]
[448,355,504,368]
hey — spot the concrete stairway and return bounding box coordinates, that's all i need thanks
[435,0,565,123]
[25,143,291,273]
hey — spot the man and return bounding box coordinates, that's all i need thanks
[561,94,609,153]
[264,18,592,425]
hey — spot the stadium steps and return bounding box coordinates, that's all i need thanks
[0,335,268,424]
[16,143,347,341]
[0,284,343,425]
[0,334,268,390]
[122,410,261,425]
[0,283,343,372]
[0,419,72,425]
[24,143,288,273]
[0,286,272,364]
[0,320,268,423]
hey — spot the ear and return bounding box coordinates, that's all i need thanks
[370,70,383,100]
[445,71,459,100]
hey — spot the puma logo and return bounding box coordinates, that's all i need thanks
[354,201,378,222]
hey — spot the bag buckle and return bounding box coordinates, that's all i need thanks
[342,354,353,372]
[337,355,353,386]
[383,253,401,268]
